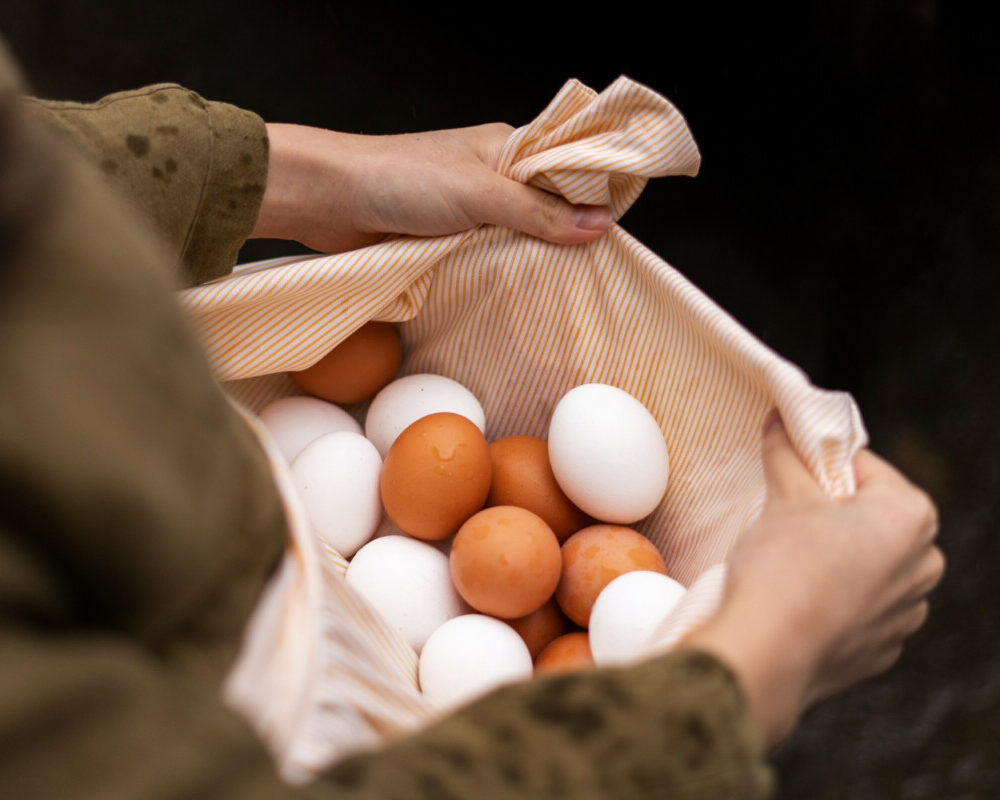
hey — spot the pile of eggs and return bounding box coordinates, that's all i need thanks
[258,322,687,711]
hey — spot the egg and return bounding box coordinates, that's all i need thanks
[289,321,402,404]
[380,412,492,540]
[555,524,669,627]
[289,431,382,557]
[534,632,594,675]
[257,395,362,463]
[548,384,670,524]
[345,536,467,653]
[365,373,486,458]
[505,598,573,659]
[588,571,687,666]
[418,614,533,710]
[486,436,591,542]
[450,506,562,619]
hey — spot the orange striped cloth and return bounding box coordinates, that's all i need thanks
[184,76,868,781]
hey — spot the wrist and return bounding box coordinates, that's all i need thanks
[684,601,818,749]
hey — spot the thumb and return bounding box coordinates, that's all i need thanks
[475,175,612,244]
[761,411,822,501]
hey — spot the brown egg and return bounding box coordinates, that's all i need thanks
[289,321,402,404]
[486,436,591,542]
[450,506,562,619]
[506,598,573,659]
[534,632,594,675]
[381,413,492,541]
[556,524,668,627]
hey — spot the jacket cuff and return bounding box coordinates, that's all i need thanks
[24,84,268,287]
[316,648,774,800]
[182,92,269,285]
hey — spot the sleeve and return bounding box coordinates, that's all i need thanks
[306,649,774,800]
[23,83,268,287]
[0,564,773,800]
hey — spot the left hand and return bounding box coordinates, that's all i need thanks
[250,122,612,253]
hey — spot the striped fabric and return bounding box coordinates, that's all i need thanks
[185,76,868,780]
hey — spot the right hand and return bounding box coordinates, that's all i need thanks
[251,123,612,254]
[685,413,945,749]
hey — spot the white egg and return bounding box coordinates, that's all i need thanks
[418,615,533,711]
[346,536,467,653]
[364,373,486,458]
[547,383,669,524]
[289,431,382,558]
[589,571,687,666]
[258,395,362,464]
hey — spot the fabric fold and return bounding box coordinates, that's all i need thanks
[191,75,868,779]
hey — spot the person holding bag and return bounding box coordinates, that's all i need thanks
[0,38,942,799]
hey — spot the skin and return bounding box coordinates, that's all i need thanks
[250,122,944,751]
[686,414,945,749]
[251,122,612,253]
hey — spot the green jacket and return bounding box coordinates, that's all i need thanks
[0,40,773,799]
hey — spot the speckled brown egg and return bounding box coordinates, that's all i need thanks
[486,435,591,542]
[450,506,562,619]
[534,632,594,675]
[289,321,402,404]
[506,598,573,659]
[380,412,491,541]
[555,524,668,627]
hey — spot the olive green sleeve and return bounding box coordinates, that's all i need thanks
[23,83,268,287]
[306,650,774,800]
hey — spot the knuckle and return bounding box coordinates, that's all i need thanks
[904,600,931,635]
[484,121,515,138]
[926,546,947,586]
[537,191,566,230]
[874,643,905,675]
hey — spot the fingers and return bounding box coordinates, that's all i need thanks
[472,176,612,245]
[760,412,822,500]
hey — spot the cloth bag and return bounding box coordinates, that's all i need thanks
[180,76,868,782]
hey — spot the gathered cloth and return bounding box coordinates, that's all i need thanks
[182,77,867,779]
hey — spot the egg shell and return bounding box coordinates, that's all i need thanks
[289,321,402,404]
[372,514,453,554]
[555,524,669,627]
[345,536,467,653]
[365,373,486,458]
[548,383,670,524]
[486,436,591,542]
[290,431,382,558]
[450,506,562,619]
[534,632,594,675]
[588,571,687,666]
[418,614,533,711]
[380,412,492,541]
[257,395,362,464]
[505,598,573,660]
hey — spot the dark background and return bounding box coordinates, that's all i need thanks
[3,1,997,796]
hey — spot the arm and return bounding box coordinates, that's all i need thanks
[685,415,944,748]
[26,92,612,290]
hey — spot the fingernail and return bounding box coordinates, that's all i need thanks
[574,206,611,231]
[763,409,782,434]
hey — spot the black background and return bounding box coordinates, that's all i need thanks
[3,2,998,796]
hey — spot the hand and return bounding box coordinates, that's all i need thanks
[250,122,612,253]
[685,413,944,749]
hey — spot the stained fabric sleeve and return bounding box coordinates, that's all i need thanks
[0,589,774,800]
[304,649,774,800]
[24,83,268,287]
